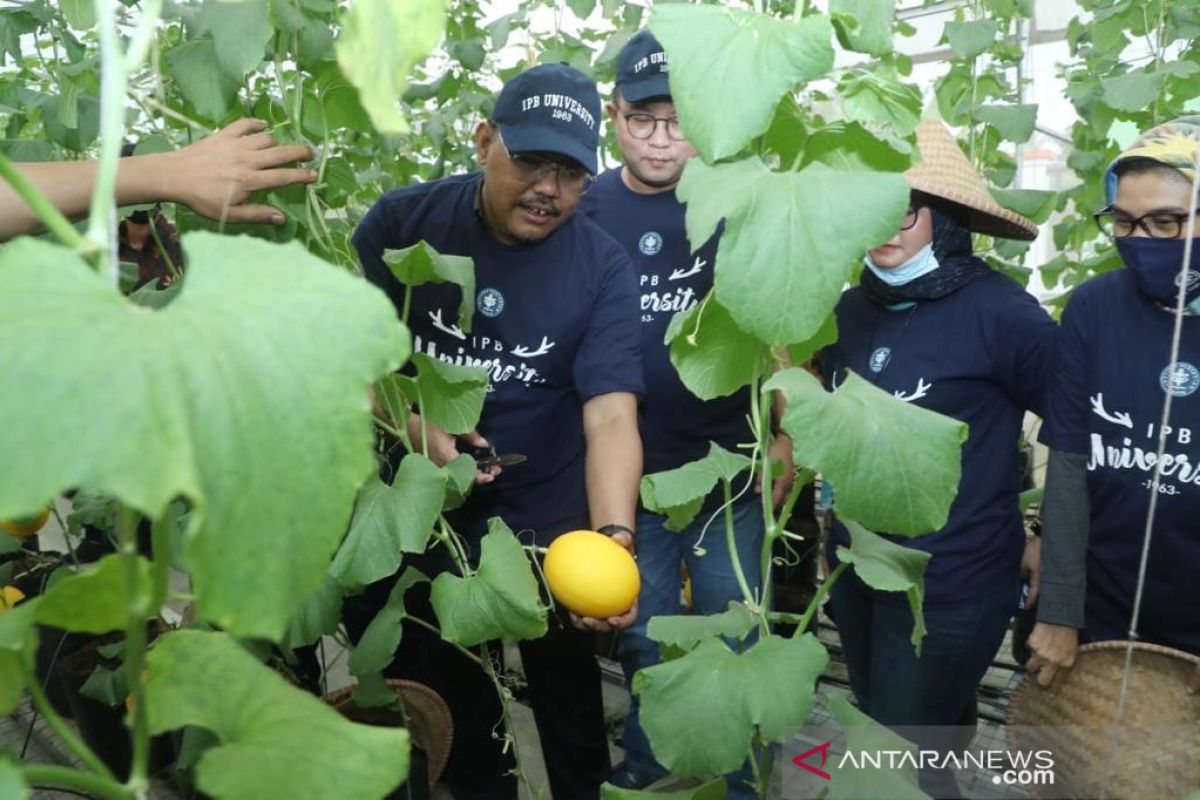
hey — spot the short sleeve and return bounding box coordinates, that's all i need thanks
[351,196,408,315]
[987,288,1057,416]
[1039,288,1093,454]
[573,246,644,402]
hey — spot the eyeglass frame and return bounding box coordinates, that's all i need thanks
[1093,204,1200,240]
[899,203,927,231]
[494,132,596,195]
[621,111,686,142]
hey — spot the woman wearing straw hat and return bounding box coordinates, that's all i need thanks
[820,118,1055,798]
[1027,117,1200,689]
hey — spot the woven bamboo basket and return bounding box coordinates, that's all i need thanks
[1006,640,1200,799]
[325,679,454,791]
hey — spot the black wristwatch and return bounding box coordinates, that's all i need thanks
[598,523,634,538]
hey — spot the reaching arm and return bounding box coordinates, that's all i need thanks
[0,119,315,242]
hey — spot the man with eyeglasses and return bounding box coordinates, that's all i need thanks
[1027,117,1200,688]
[577,31,791,797]
[351,63,643,800]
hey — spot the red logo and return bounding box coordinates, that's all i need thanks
[792,741,832,780]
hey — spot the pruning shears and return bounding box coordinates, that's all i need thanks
[460,439,526,469]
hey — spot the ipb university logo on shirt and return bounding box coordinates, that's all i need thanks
[1160,362,1200,397]
[477,287,505,318]
[639,231,663,255]
[869,347,892,373]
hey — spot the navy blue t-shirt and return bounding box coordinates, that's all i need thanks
[1040,270,1200,654]
[352,173,644,545]
[577,169,750,474]
[822,272,1055,604]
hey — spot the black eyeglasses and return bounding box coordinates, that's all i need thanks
[622,112,685,141]
[498,136,595,195]
[1093,205,1199,239]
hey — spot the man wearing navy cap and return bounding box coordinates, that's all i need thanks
[351,63,643,799]
[578,32,792,797]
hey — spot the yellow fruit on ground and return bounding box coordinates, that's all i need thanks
[0,586,26,610]
[1,507,51,538]
[544,530,639,618]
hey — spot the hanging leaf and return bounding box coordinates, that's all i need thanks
[146,630,409,800]
[411,353,489,435]
[33,555,154,635]
[0,235,409,641]
[282,574,345,651]
[802,122,917,173]
[838,67,923,138]
[665,292,767,401]
[680,158,909,346]
[827,695,930,800]
[975,103,1038,143]
[348,568,429,679]
[991,187,1057,224]
[336,0,446,135]
[331,456,447,588]
[649,5,834,162]
[836,520,931,653]
[429,518,547,646]
[634,634,828,775]
[763,369,966,535]
[830,0,895,57]
[944,19,1001,60]
[382,241,476,334]
[1101,68,1167,113]
[646,601,757,653]
[641,443,753,532]
[166,39,240,121]
[198,0,272,80]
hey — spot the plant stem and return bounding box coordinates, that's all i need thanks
[19,661,116,782]
[0,154,84,249]
[403,615,484,665]
[115,508,150,793]
[794,562,847,637]
[722,478,754,606]
[88,0,130,285]
[20,765,132,800]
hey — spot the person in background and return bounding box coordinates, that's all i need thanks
[820,119,1054,799]
[1027,117,1200,690]
[577,30,792,798]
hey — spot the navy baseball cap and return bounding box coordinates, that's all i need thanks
[491,63,601,175]
[616,30,671,103]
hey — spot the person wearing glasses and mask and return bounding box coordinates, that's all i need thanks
[577,31,792,797]
[351,63,643,800]
[819,119,1055,799]
[1027,117,1200,690]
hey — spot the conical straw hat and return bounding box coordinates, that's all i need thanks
[906,118,1039,241]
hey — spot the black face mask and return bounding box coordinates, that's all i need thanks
[1116,236,1200,307]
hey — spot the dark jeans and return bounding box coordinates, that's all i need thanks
[828,570,1016,800]
[344,551,610,800]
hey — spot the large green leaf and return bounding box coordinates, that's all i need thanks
[641,443,753,532]
[198,0,272,80]
[763,369,966,535]
[991,187,1057,224]
[830,0,895,57]
[944,19,1001,60]
[802,122,916,173]
[646,601,756,653]
[975,103,1037,143]
[348,567,428,678]
[331,456,446,587]
[146,630,409,800]
[649,5,834,162]
[411,353,489,435]
[634,634,828,775]
[665,292,766,401]
[429,518,547,646]
[680,158,909,346]
[34,554,153,635]
[827,695,929,800]
[336,0,446,135]
[59,0,95,30]
[838,67,922,138]
[1101,68,1167,113]
[0,234,409,640]
[836,521,930,653]
[383,241,476,334]
[166,39,240,121]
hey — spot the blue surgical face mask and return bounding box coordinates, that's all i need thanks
[1115,236,1200,307]
[864,243,940,287]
